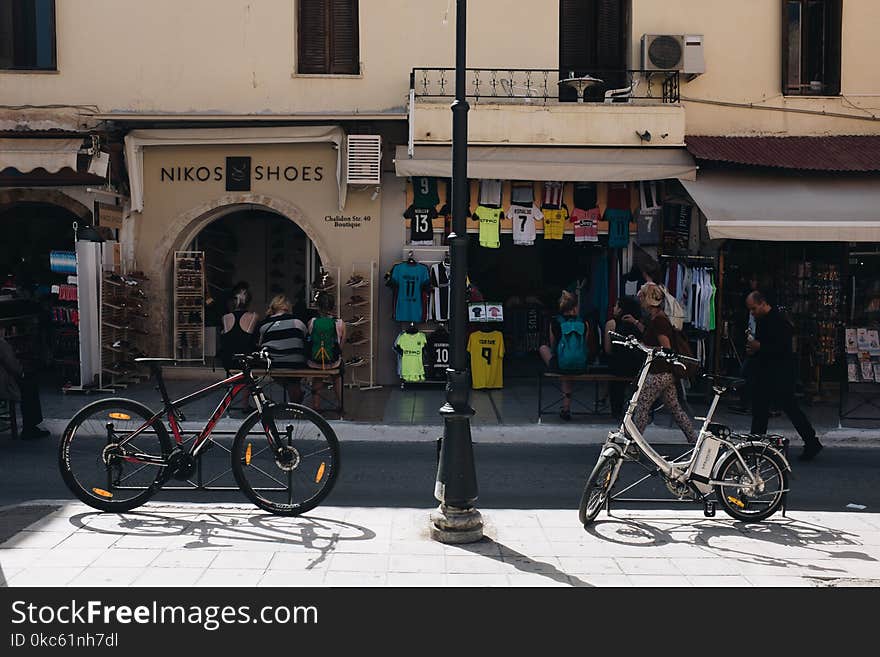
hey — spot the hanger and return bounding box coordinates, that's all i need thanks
[407,251,416,264]
[443,252,451,266]
[406,322,418,334]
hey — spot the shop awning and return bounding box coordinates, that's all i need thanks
[124,126,347,212]
[680,170,880,242]
[394,145,697,182]
[0,138,82,173]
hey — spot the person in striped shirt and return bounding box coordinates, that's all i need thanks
[258,294,308,403]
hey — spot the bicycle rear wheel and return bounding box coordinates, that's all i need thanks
[579,453,619,526]
[59,399,172,512]
[715,445,788,522]
[231,403,340,516]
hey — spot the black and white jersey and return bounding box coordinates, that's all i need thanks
[427,327,450,380]
[404,204,437,245]
[428,262,451,322]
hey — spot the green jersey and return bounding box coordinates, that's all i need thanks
[395,331,427,382]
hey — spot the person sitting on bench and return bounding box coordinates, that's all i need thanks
[539,290,592,421]
[0,336,49,440]
[306,292,345,412]
[258,294,309,403]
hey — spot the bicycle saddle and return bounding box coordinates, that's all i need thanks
[702,375,746,392]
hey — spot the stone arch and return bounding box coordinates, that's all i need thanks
[0,188,92,220]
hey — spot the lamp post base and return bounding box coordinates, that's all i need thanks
[430,504,483,544]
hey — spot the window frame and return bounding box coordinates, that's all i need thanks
[781,0,842,96]
[296,0,360,77]
[0,0,57,72]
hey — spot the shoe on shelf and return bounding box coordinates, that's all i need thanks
[345,356,366,368]
[346,295,368,307]
[345,315,367,326]
[346,274,367,288]
[798,441,824,462]
[346,330,367,345]
[20,426,50,440]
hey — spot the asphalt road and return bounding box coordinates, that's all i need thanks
[2,437,880,513]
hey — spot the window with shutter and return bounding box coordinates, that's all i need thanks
[781,0,841,96]
[0,0,56,71]
[558,1,627,101]
[298,0,359,75]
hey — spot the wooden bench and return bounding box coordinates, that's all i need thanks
[269,367,344,415]
[537,369,632,421]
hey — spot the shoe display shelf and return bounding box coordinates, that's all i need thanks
[174,251,206,363]
[344,261,380,391]
[101,268,152,390]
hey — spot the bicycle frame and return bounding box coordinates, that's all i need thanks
[110,367,279,467]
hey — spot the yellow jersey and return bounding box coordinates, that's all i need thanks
[467,330,505,389]
[542,207,568,240]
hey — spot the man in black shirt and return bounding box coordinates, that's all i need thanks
[745,291,822,461]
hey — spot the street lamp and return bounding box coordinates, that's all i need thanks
[430,0,483,544]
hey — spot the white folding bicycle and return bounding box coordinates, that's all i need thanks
[579,332,791,526]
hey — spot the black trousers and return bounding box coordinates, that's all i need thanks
[18,373,44,429]
[750,379,816,445]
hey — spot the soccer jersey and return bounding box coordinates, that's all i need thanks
[404,204,437,245]
[542,181,563,208]
[573,182,597,210]
[412,176,440,208]
[571,207,599,243]
[636,207,661,246]
[395,331,427,382]
[605,208,632,248]
[474,205,503,249]
[541,207,568,240]
[507,204,542,246]
[427,326,450,381]
[511,182,534,206]
[606,182,631,210]
[389,261,430,322]
[428,262,451,322]
[478,179,503,207]
[467,329,505,389]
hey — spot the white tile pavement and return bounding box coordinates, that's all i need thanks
[1,502,879,588]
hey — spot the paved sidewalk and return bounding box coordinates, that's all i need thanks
[2,502,879,587]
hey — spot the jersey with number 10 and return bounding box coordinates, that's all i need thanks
[467,329,505,389]
[390,262,430,322]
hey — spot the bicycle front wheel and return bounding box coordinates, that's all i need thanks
[715,445,788,522]
[231,403,340,516]
[59,399,172,512]
[579,453,619,526]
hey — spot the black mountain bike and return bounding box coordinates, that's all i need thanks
[58,352,340,516]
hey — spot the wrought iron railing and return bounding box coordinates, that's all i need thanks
[410,68,680,104]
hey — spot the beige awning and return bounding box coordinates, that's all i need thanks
[0,138,81,173]
[680,170,880,242]
[394,145,696,181]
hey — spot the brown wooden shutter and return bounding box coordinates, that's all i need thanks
[299,0,329,74]
[559,0,591,75]
[596,0,625,88]
[329,0,359,74]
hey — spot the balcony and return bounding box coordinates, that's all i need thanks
[408,68,686,148]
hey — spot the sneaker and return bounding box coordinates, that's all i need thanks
[345,356,366,368]
[346,295,368,307]
[346,330,367,345]
[346,274,367,288]
[345,315,367,326]
[111,339,131,349]
[798,442,824,462]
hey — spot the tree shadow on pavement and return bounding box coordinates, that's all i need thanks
[453,538,592,587]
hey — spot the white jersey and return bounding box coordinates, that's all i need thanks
[507,204,543,246]
[428,262,451,322]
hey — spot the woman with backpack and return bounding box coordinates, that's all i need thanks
[307,291,345,412]
[633,283,697,443]
[539,290,591,421]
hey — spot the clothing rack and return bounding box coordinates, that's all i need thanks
[660,254,716,264]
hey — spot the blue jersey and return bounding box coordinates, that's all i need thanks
[391,262,430,322]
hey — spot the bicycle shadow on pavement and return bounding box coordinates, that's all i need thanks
[453,538,593,587]
[69,510,375,570]
[584,513,873,577]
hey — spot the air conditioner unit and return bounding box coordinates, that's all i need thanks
[641,34,705,77]
[346,135,382,185]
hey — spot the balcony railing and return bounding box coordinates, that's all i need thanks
[410,68,680,104]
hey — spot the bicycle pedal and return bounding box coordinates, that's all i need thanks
[703,501,716,517]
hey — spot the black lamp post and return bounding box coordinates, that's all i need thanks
[430,0,482,544]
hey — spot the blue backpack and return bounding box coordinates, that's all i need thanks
[556,316,588,371]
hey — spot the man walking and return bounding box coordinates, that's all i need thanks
[745,291,822,461]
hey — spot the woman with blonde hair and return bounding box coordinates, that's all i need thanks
[538,289,591,421]
[634,283,697,443]
[257,293,308,403]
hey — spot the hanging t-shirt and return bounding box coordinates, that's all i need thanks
[542,181,564,208]
[511,182,534,206]
[571,207,600,243]
[427,326,450,381]
[573,182,598,210]
[411,176,440,208]
[478,179,503,207]
[606,182,631,210]
[474,205,503,249]
[507,204,543,246]
[404,204,437,245]
[389,261,430,322]
[395,331,427,382]
[467,329,505,389]
[429,262,451,322]
[636,207,661,246]
[542,207,568,240]
[605,208,631,248]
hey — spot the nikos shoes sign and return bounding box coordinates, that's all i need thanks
[159,156,325,192]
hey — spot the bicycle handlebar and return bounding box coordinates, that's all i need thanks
[608,331,699,365]
[232,348,273,370]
